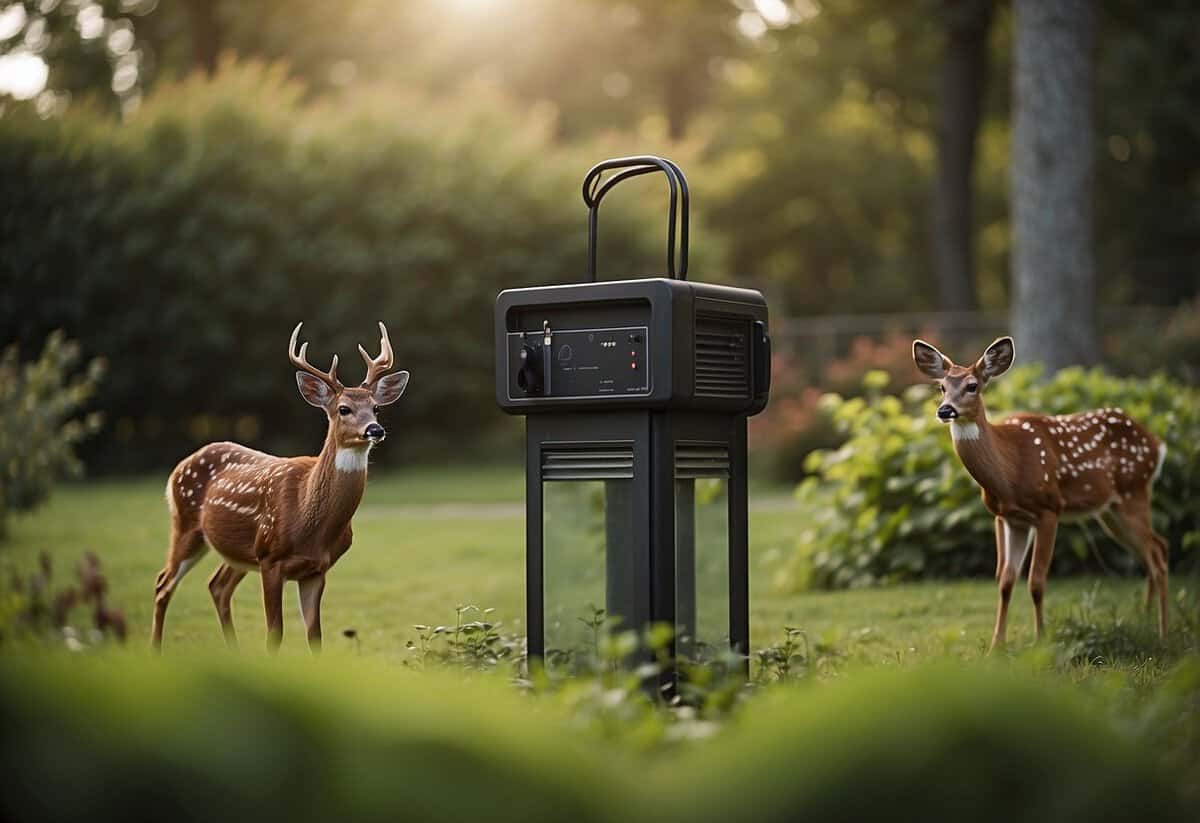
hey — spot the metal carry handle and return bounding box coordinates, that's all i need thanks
[582,155,689,281]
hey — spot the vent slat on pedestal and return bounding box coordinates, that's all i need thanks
[542,444,635,480]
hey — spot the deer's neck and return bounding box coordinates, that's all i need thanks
[302,431,369,533]
[949,411,1014,500]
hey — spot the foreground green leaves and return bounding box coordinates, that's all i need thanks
[0,651,1195,822]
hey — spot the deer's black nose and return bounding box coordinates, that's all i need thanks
[937,404,958,420]
[364,423,386,441]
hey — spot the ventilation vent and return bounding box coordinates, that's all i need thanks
[542,443,634,480]
[675,442,730,478]
[695,314,749,398]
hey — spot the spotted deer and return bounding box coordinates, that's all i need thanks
[912,337,1169,652]
[153,322,409,651]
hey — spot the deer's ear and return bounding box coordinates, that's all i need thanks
[976,336,1015,381]
[296,372,334,408]
[913,339,952,379]
[372,370,409,406]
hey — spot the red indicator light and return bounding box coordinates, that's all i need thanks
[630,350,637,357]
[630,362,638,369]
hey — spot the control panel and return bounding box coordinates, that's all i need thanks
[507,324,650,400]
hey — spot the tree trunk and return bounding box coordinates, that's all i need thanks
[933,0,993,312]
[1011,0,1097,372]
[186,0,221,76]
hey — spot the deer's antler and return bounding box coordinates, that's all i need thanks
[288,322,343,391]
[358,321,394,387]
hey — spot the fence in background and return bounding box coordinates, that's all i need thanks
[771,306,1179,385]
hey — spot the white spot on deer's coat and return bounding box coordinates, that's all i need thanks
[950,422,980,442]
[335,448,370,472]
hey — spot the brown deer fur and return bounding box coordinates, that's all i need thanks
[152,322,409,651]
[913,336,1169,651]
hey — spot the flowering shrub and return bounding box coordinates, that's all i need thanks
[751,330,931,481]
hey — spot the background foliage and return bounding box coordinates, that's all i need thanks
[783,367,1200,590]
[0,62,669,470]
[0,331,103,535]
[2,0,1199,472]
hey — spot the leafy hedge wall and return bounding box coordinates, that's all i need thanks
[0,654,1191,822]
[785,367,1200,590]
[0,62,672,471]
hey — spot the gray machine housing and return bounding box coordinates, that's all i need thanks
[495,277,770,413]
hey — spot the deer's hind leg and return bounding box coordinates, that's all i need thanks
[1099,497,1169,638]
[207,562,248,647]
[151,527,208,650]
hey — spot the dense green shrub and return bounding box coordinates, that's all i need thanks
[0,332,104,537]
[783,366,1200,590]
[0,61,679,471]
[0,654,1191,822]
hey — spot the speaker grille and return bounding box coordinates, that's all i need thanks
[695,314,749,398]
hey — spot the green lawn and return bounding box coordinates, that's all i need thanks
[2,463,1158,663]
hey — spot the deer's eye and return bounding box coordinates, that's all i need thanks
[338,405,352,416]
[937,384,945,393]
[373,405,380,415]
[966,383,978,393]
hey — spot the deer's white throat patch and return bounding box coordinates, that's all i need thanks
[335,447,370,473]
[950,421,980,442]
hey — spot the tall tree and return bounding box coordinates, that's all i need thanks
[1011,0,1097,371]
[183,0,221,75]
[932,0,993,311]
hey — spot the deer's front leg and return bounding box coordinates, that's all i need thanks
[989,519,1032,653]
[261,564,285,651]
[1027,512,1059,641]
[993,516,1004,580]
[298,574,326,653]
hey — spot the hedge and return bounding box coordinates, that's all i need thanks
[0,61,672,471]
[0,653,1191,822]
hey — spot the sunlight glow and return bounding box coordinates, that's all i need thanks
[76,3,104,40]
[441,0,507,12]
[736,11,767,40]
[753,0,792,27]
[0,50,49,100]
[0,4,27,40]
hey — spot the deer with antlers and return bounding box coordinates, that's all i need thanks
[912,337,1169,652]
[152,322,409,651]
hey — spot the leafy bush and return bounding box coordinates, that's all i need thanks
[0,332,104,537]
[784,366,1200,590]
[0,654,1191,822]
[0,60,675,471]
